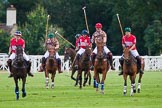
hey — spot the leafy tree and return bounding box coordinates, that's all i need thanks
[0,29,10,53]
[19,4,67,55]
[144,20,162,55]
[19,4,48,54]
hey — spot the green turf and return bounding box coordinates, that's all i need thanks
[0,71,162,108]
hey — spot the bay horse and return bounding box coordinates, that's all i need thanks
[45,46,57,89]
[94,36,109,94]
[122,47,144,96]
[11,45,28,100]
[64,47,91,86]
[76,46,92,89]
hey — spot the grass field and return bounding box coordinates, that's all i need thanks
[0,71,162,108]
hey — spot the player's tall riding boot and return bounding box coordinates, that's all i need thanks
[118,57,124,76]
[108,52,115,70]
[74,54,80,69]
[57,58,63,73]
[27,61,34,77]
[136,56,144,74]
[7,59,13,78]
[90,53,96,70]
[39,57,46,72]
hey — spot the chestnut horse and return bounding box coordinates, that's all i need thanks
[122,47,144,96]
[76,46,92,89]
[45,47,57,89]
[94,36,109,94]
[11,46,28,100]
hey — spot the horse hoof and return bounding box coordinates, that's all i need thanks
[51,86,54,89]
[16,94,19,100]
[96,88,99,92]
[138,89,140,93]
[100,91,104,94]
[133,89,136,93]
[22,92,26,97]
[123,92,126,96]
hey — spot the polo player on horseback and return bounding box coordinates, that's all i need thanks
[7,31,34,78]
[39,33,63,73]
[74,30,91,69]
[91,23,115,70]
[118,27,144,76]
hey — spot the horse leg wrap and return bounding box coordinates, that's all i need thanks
[93,79,96,88]
[101,83,104,90]
[15,87,19,100]
[22,89,26,97]
[96,82,99,88]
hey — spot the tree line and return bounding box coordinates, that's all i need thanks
[0,0,162,55]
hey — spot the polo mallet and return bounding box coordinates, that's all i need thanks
[82,6,90,33]
[116,13,124,36]
[55,31,75,48]
[45,15,50,41]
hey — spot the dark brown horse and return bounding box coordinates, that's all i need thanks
[94,36,109,94]
[64,47,91,86]
[11,46,28,100]
[45,47,57,89]
[76,46,92,89]
[122,47,144,96]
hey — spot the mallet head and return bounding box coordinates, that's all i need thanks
[82,6,86,10]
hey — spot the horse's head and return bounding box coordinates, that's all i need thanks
[123,47,131,63]
[82,46,92,61]
[15,46,24,66]
[85,46,92,56]
[64,48,76,62]
[48,46,56,57]
[64,48,70,62]
[96,36,104,59]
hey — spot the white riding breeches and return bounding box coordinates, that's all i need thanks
[93,46,110,54]
[9,52,30,61]
[130,50,139,57]
[76,48,85,55]
[122,49,139,58]
[44,51,60,59]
